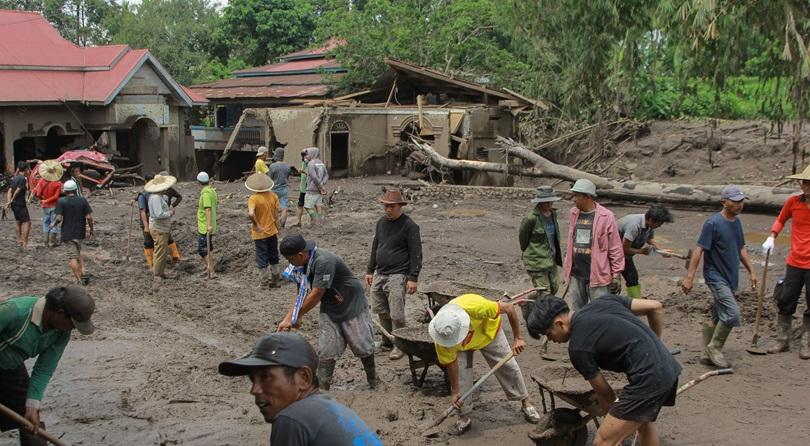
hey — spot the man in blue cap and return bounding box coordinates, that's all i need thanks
[682,185,757,368]
[219,332,382,446]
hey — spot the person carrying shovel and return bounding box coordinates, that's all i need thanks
[0,285,96,446]
[527,294,682,446]
[428,293,541,435]
[617,205,674,298]
[762,165,810,359]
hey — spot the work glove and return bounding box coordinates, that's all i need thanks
[761,236,775,255]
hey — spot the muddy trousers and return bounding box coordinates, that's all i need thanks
[777,265,810,318]
[0,366,47,446]
[456,327,529,417]
[150,229,170,277]
[317,310,376,389]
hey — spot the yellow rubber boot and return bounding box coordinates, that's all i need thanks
[169,242,182,263]
[144,248,154,268]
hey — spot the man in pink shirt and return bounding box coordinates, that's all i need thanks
[562,179,624,310]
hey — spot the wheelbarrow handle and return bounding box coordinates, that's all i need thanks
[677,367,734,395]
[500,288,540,305]
[371,319,396,343]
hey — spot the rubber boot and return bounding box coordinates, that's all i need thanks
[269,264,281,288]
[705,322,732,368]
[169,242,182,263]
[48,232,59,247]
[258,267,270,286]
[361,355,379,389]
[377,318,393,350]
[19,423,48,446]
[317,359,336,391]
[701,322,714,363]
[43,234,50,248]
[144,248,154,268]
[767,314,792,354]
[800,317,810,360]
[626,284,642,299]
[389,320,406,360]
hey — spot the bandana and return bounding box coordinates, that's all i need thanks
[282,247,317,325]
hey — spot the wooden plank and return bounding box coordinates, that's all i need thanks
[450,111,464,134]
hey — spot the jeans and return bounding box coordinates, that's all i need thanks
[706,281,741,327]
[568,276,609,310]
[254,235,279,268]
[41,208,59,235]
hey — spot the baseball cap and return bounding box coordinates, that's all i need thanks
[721,185,747,201]
[63,180,78,192]
[526,296,569,340]
[218,332,319,376]
[196,171,210,183]
[279,234,315,257]
[56,285,96,335]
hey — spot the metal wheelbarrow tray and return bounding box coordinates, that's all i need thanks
[391,326,446,388]
[423,280,503,307]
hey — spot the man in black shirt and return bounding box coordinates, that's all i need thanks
[53,180,94,285]
[219,332,383,446]
[4,162,31,250]
[277,235,377,391]
[365,189,422,360]
[527,295,682,446]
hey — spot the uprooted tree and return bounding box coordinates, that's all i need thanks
[408,136,794,212]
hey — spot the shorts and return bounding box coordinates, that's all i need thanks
[272,186,289,208]
[198,233,213,257]
[318,309,375,361]
[64,239,82,259]
[297,192,306,208]
[706,281,741,327]
[370,273,408,320]
[609,380,678,422]
[10,204,30,223]
[304,192,322,209]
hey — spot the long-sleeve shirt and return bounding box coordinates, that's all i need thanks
[771,194,810,269]
[33,180,62,208]
[519,207,562,272]
[366,214,423,281]
[0,296,70,408]
[562,203,624,286]
[148,193,172,232]
[307,160,328,193]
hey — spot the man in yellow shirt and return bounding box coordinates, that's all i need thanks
[255,146,270,174]
[246,173,281,287]
[428,294,540,435]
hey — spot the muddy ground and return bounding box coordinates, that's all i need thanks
[2,120,810,445]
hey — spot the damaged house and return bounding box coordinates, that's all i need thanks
[0,10,206,178]
[192,55,543,185]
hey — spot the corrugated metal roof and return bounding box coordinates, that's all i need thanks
[191,84,332,100]
[280,38,344,61]
[193,73,339,89]
[233,58,342,76]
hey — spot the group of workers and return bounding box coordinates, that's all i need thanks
[3,152,810,446]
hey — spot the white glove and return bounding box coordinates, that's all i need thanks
[762,236,775,255]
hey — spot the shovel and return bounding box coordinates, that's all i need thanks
[746,250,770,355]
[0,403,66,446]
[125,202,134,261]
[421,352,515,437]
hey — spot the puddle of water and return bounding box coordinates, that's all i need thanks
[745,231,791,247]
[440,208,488,218]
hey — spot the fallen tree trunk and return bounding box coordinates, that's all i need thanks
[408,137,794,212]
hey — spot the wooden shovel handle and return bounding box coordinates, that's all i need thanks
[0,403,66,446]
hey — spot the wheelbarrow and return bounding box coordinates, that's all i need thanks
[423,280,503,308]
[373,321,446,388]
[528,363,733,446]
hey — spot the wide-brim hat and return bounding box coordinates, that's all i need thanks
[531,186,561,204]
[785,165,810,181]
[39,160,64,182]
[144,174,177,193]
[245,172,274,192]
[428,304,471,348]
[379,189,407,205]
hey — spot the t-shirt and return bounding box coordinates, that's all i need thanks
[571,210,595,279]
[255,158,269,174]
[270,392,382,446]
[269,161,291,189]
[569,295,682,400]
[299,161,309,193]
[148,193,172,233]
[618,214,654,253]
[307,249,367,322]
[696,212,745,291]
[435,294,502,365]
[248,192,279,240]
[197,186,217,234]
[9,174,27,205]
[771,194,810,269]
[55,195,92,241]
[33,180,62,208]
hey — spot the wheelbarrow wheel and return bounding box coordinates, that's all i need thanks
[528,408,588,446]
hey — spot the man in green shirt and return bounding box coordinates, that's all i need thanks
[196,172,217,278]
[0,285,95,445]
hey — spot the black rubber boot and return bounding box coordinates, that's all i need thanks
[19,423,47,446]
[317,359,336,391]
[361,355,378,389]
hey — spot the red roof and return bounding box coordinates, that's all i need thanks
[0,10,201,106]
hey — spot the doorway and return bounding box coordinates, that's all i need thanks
[329,121,349,177]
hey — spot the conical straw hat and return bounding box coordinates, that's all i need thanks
[785,165,810,181]
[144,174,177,193]
[39,160,64,182]
[245,173,274,192]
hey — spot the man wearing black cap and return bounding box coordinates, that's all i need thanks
[219,332,382,445]
[527,295,681,446]
[0,285,96,445]
[277,234,377,390]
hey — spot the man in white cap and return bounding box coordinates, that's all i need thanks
[196,172,217,278]
[0,285,95,445]
[255,146,270,174]
[52,180,94,285]
[245,173,282,287]
[682,185,757,368]
[562,178,624,310]
[763,165,810,359]
[428,293,540,435]
[145,173,177,281]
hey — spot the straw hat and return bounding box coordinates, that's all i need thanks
[144,174,177,193]
[245,173,274,192]
[39,160,64,182]
[785,165,810,181]
[428,304,471,348]
[379,189,407,205]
